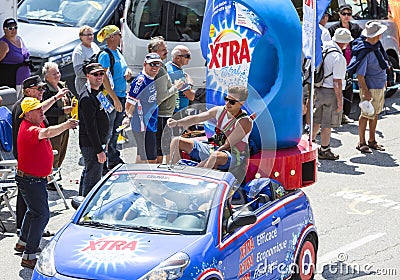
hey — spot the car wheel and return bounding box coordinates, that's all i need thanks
[386,56,399,98]
[291,235,317,280]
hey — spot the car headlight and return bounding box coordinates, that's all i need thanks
[139,252,190,280]
[48,52,73,68]
[36,238,57,277]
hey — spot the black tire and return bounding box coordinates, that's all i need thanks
[290,235,317,280]
[386,56,399,98]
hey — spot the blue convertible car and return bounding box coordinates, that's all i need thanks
[32,164,317,280]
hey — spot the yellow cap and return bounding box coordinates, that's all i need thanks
[97,25,120,43]
[19,97,43,118]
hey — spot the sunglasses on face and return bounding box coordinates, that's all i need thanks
[340,12,352,16]
[6,26,18,31]
[224,96,239,105]
[179,54,191,59]
[148,62,161,67]
[32,86,44,91]
[90,72,105,77]
[81,33,94,37]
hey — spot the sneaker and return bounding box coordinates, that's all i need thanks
[21,258,37,269]
[318,148,339,160]
[341,115,354,124]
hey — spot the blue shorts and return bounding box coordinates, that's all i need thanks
[133,131,157,161]
[189,140,232,171]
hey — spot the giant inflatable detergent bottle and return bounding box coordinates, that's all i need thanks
[204,0,302,150]
[202,0,317,188]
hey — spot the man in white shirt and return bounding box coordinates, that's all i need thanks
[311,28,353,160]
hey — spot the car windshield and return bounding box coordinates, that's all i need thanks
[126,0,205,41]
[17,0,114,27]
[78,171,220,234]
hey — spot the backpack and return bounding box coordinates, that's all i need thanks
[314,48,341,88]
[83,48,116,76]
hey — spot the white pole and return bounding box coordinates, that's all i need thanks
[309,0,317,146]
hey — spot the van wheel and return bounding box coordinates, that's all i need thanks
[290,235,317,280]
[386,56,399,98]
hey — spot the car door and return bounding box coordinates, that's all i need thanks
[219,189,284,279]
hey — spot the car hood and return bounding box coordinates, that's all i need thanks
[54,224,202,279]
[18,23,80,57]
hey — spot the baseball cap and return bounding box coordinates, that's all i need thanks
[3,18,17,29]
[339,4,352,12]
[144,53,162,63]
[84,63,104,74]
[19,97,44,118]
[97,25,120,43]
[22,75,46,89]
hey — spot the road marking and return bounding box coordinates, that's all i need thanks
[348,200,374,215]
[318,232,386,264]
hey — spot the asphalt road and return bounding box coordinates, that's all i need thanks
[0,92,399,280]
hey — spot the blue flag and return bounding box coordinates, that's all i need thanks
[315,0,331,66]
[200,0,213,59]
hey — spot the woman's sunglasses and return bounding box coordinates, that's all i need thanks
[224,96,239,105]
[6,26,18,31]
[340,12,352,16]
[90,72,105,77]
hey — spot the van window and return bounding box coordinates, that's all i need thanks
[126,0,205,41]
[17,0,115,27]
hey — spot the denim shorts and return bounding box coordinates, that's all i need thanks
[189,140,232,170]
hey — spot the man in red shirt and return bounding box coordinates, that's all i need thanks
[14,97,78,269]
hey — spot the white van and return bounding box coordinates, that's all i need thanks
[16,0,125,95]
[121,0,207,89]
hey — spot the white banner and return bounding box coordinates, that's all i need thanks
[302,0,315,59]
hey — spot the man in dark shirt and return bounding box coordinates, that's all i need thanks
[78,63,110,196]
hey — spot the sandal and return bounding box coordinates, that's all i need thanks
[356,143,372,154]
[368,140,385,151]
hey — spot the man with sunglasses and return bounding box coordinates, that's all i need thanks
[124,53,162,163]
[329,4,362,125]
[147,36,185,164]
[11,75,68,233]
[167,86,252,178]
[0,18,31,98]
[78,63,109,196]
[165,45,195,119]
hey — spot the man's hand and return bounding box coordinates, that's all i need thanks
[124,68,133,81]
[65,118,79,129]
[363,89,373,101]
[97,151,107,164]
[122,116,131,126]
[63,106,73,114]
[112,97,123,112]
[56,88,69,100]
[173,79,185,90]
[167,118,178,128]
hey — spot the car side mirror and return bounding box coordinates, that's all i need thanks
[226,211,257,233]
[71,196,85,210]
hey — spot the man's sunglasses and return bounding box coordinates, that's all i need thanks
[178,54,191,59]
[6,26,18,31]
[224,96,239,105]
[340,12,352,16]
[148,62,161,67]
[90,72,105,77]
[32,86,44,91]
